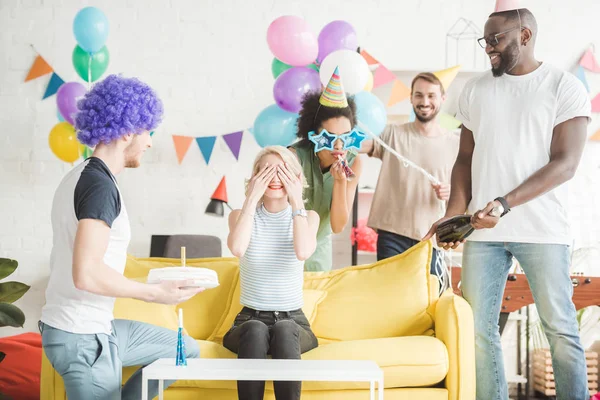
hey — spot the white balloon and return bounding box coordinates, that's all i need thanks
[319,49,370,94]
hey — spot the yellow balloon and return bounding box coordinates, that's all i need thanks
[48,122,80,163]
[363,70,374,92]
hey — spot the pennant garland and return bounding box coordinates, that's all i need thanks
[574,66,590,93]
[173,131,247,165]
[438,112,462,130]
[591,93,600,113]
[387,80,411,107]
[222,131,244,161]
[372,65,396,88]
[360,49,460,108]
[589,129,600,141]
[25,55,53,82]
[25,50,67,100]
[42,73,65,99]
[579,47,600,73]
[196,136,217,164]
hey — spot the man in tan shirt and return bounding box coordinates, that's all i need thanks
[361,72,459,276]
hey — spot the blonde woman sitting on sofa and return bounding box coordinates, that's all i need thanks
[224,145,320,400]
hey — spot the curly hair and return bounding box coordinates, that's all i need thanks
[75,74,164,147]
[296,91,357,142]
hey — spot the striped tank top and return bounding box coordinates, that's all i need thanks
[239,203,304,311]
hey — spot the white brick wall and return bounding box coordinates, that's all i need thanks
[1,0,600,344]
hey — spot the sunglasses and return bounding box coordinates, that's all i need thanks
[308,129,367,153]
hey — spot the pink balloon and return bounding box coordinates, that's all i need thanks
[267,16,318,67]
[56,82,87,125]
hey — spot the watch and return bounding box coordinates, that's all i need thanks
[292,208,308,218]
[492,197,511,217]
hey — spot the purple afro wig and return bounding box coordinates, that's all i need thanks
[75,74,164,147]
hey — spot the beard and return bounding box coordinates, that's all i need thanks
[414,105,440,123]
[492,39,520,77]
[123,142,142,168]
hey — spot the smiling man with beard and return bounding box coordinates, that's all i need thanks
[361,72,459,277]
[422,3,591,399]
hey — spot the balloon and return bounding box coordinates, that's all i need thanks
[80,144,93,159]
[49,122,80,163]
[56,82,87,125]
[317,20,358,64]
[267,16,318,66]
[319,49,370,94]
[364,70,374,92]
[72,45,109,82]
[273,67,321,113]
[271,58,292,79]
[73,7,109,54]
[272,58,319,79]
[252,104,298,147]
[354,91,387,136]
[57,109,65,122]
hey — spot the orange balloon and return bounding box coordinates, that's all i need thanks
[48,122,80,163]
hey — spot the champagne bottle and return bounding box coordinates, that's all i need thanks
[436,215,474,243]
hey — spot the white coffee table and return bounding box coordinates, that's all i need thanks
[141,358,384,400]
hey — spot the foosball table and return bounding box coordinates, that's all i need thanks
[450,269,600,399]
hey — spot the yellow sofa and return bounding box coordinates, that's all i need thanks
[41,241,475,399]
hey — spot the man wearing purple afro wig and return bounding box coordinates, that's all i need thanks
[40,75,203,400]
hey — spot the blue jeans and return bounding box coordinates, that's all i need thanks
[377,230,441,276]
[461,241,589,400]
[40,319,200,400]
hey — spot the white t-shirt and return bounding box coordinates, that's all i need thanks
[456,63,590,245]
[41,158,130,334]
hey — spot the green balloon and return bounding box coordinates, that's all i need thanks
[307,63,320,73]
[82,146,93,159]
[272,58,293,79]
[72,45,110,83]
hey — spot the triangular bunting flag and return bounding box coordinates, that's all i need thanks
[592,93,600,113]
[223,131,244,160]
[574,66,590,93]
[579,48,600,73]
[172,135,194,164]
[433,65,461,91]
[196,136,217,165]
[387,80,411,107]
[589,129,600,141]
[438,112,462,130]
[42,73,65,99]
[373,65,396,88]
[360,50,379,66]
[25,55,53,82]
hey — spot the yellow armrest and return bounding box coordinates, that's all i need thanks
[41,349,67,400]
[434,289,475,400]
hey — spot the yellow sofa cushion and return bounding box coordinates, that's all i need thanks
[209,287,328,343]
[310,241,434,341]
[160,336,447,391]
[123,255,240,340]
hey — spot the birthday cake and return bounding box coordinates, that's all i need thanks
[147,267,220,289]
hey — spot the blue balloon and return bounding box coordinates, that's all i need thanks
[73,7,109,54]
[354,91,387,136]
[57,109,65,122]
[252,104,298,148]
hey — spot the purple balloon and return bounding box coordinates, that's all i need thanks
[273,67,321,113]
[317,20,358,64]
[56,82,87,125]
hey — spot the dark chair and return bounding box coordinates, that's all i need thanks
[150,235,222,259]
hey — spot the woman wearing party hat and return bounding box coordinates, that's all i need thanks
[289,67,364,272]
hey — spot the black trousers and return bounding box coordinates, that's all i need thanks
[223,307,318,400]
